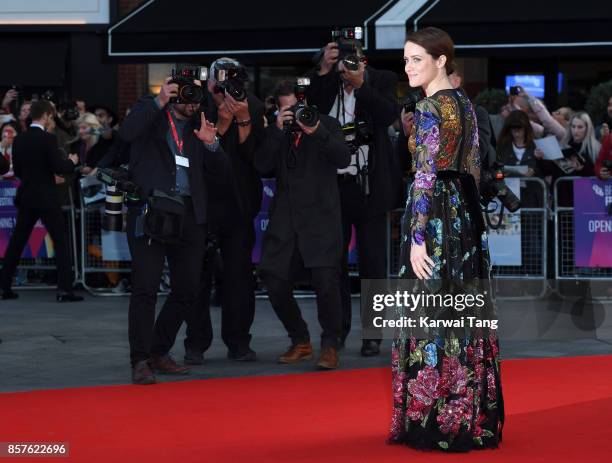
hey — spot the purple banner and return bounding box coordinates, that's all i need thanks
[0,179,54,259]
[573,178,612,267]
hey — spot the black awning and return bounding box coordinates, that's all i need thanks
[108,0,400,58]
[412,0,612,53]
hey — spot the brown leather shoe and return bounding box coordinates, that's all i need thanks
[316,347,340,370]
[132,360,156,385]
[278,342,313,364]
[149,354,190,375]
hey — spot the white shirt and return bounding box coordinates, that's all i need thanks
[512,143,526,163]
[329,87,369,175]
[30,123,45,131]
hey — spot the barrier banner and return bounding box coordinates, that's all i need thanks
[0,179,55,259]
[573,178,612,267]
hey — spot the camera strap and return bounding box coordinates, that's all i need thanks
[166,109,184,155]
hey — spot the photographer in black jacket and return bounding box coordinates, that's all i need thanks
[183,58,265,364]
[255,79,350,370]
[307,36,398,356]
[119,77,227,385]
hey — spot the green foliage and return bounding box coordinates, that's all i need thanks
[585,79,612,125]
[474,88,507,115]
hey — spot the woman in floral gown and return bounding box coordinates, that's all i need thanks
[388,27,504,452]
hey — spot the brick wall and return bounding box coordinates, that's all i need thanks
[116,0,148,119]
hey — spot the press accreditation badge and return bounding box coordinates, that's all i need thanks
[175,155,190,168]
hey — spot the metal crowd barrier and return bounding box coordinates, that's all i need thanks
[387,177,549,299]
[0,186,79,290]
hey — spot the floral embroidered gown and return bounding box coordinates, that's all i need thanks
[388,89,504,451]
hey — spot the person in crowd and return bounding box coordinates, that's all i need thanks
[0,122,18,178]
[70,112,115,174]
[16,101,31,133]
[0,100,82,302]
[119,77,227,385]
[306,33,399,356]
[551,106,573,130]
[390,26,503,452]
[0,88,18,116]
[183,57,265,364]
[254,79,350,369]
[594,95,612,141]
[497,110,539,179]
[595,133,612,180]
[536,111,600,206]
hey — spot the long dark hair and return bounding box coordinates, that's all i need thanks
[498,110,535,150]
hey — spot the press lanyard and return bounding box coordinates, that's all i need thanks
[166,110,183,155]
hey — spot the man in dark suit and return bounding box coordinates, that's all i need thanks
[119,77,227,385]
[182,58,266,364]
[306,39,399,356]
[254,79,350,370]
[0,100,82,302]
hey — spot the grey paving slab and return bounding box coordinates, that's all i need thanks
[1,290,611,393]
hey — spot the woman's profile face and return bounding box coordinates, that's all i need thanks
[570,118,587,142]
[404,41,438,88]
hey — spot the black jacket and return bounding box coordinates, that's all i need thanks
[204,93,265,222]
[70,131,117,169]
[306,66,399,217]
[119,95,228,225]
[254,116,350,279]
[12,126,75,209]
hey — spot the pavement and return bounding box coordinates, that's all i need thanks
[1,289,611,393]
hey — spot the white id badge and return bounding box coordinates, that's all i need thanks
[175,155,190,168]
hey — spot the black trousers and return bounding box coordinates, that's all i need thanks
[0,206,72,292]
[262,244,342,349]
[126,199,206,366]
[339,179,386,343]
[184,216,256,354]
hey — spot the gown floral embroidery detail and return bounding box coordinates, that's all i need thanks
[389,89,504,452]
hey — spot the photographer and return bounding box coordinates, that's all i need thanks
[183,58,265,364]
[307,34,398,356]
[0,100,82,302]
[119,76,227,385]
[254,79,350,369]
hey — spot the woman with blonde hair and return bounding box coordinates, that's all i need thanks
[70,112,110,175]
[560,111,601,165]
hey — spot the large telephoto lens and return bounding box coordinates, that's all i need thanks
[103,186,124,232]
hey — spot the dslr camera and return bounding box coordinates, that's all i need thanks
[213,62,248,102]
[341,119,372,154]
[331,27,363,71]
[170,65,208,104]
[480,162,521,212]
[283,77,319,133]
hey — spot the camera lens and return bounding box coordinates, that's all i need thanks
[179,84,203,104]
[342,55,360,71]
[295,107,319,127]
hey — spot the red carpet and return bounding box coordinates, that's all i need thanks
[1,355,612,462]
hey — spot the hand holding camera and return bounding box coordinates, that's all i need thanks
[224,93,250,122]
[319,42,340,76]
[297,119,320,136]
[276,106,294,131]
[2,88,18,108]
[155,77,179,107]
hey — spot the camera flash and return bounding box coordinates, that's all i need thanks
[199,67,208,81]
[355,27,363,40]
[297,77,310,86]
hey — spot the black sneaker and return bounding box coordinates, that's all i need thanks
[227,348,257,362]
[184,350,204,365]
[1,290,18,300]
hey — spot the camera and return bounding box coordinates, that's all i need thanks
[509,85,524,96]
[480,162,521,212]
[170,65,208,104]
[331,27,363,71]
[341,119,372,153]
[96,167,140,232]
[213,62,248,102]
[283,77,319,133]
[403,89,424,114]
